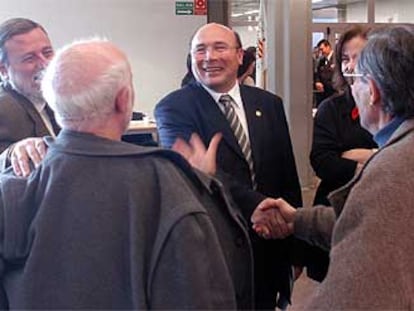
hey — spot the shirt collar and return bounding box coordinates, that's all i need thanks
[374,116,405,147]
[200,81,242,108]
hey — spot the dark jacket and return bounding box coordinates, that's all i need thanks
[310,88,377,206]
[0,130,253,309]
[155,82,303,309]
[308,88,377,281]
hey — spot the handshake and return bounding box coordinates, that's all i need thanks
[250,198,297,239]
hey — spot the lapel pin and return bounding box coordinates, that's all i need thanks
[256,110,262,117]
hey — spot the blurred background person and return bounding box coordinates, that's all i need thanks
[180,52,195,87]
[237,48,256,86]
[314,39,335,107]
[307,25,378,281]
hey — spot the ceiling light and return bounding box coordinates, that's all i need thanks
[312,0,323,3]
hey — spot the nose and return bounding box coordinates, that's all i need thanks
[347,58,358,73]
[36,54,50,68]
[204,46,218,59]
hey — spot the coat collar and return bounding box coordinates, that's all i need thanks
[328,118,414,215]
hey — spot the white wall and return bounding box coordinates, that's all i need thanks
[0,0,206,116]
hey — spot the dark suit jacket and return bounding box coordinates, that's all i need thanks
[0,82,60,168]
[314,55,335,106]
[155,82,302,309]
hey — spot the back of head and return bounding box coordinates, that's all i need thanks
[0,17,47,64]
[357,25,414,118]
[42,39,132,129]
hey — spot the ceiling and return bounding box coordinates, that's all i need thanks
[230,0,366,25]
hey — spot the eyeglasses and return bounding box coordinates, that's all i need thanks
[343,73,366,78]
[343,72,369,85]
[192,43,240,56]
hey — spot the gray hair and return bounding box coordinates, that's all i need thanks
[41,38,131,129]
[357,25,414,118]
[0,17,48,64]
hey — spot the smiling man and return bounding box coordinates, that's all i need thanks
[155,23,303,310]
[0,18,60,170]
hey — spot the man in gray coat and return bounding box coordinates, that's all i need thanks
[254,25,414,309]
[0,39,254,309]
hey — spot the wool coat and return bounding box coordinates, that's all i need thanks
[0,130,254,309]
[297,119,414,308]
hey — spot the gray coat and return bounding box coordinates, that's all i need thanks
[298,119,414,308]
[0,130,253,309]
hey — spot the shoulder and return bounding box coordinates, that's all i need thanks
[156,83,204,109]
[240,85,283,105]
[0,86,22,112]
[316,92,352,118]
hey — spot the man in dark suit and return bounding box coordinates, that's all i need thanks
[155,23,302,310]
[0,18,60,173]
[314,39,335,107]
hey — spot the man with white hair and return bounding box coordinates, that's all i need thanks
[0,39,252,309]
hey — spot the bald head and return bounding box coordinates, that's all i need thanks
[42,39,133,134]
[190,23,243,93]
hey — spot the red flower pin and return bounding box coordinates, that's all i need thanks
[351,107,359,120]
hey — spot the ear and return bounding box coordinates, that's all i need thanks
[0,61,8,80]
[368,78,381,107]
[237,48,244,66]
[114,86,130,114]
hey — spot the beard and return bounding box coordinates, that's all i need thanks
[9,70,45,103]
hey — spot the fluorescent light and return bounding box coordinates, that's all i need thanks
[312,0,323,3]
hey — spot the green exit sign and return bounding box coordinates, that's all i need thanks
[176,1,194,15]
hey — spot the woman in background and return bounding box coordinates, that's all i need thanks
[306,25,378,282]
[237,48,256,86]
[310,25,378,206]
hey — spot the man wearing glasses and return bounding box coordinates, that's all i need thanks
[155,23,303,310]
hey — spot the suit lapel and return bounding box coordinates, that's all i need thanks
[45,104,61,135]
[5,84,51,136]
[240,86,263,173]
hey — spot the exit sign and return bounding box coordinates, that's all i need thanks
[176,1,194,15]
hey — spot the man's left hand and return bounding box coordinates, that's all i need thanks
[10,137,47,177]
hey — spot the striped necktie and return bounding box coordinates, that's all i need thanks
[219,94,256,189]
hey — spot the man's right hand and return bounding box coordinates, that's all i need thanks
[10,137,47,177]
[251,198,297,239]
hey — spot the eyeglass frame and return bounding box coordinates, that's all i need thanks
[343,72,370,85]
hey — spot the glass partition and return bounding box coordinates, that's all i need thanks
[312,0,368,23]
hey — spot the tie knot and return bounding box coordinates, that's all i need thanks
[219,94,233,107]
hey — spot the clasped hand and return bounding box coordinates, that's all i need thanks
[251,198,297,239]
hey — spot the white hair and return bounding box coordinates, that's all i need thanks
[42,38,131,129]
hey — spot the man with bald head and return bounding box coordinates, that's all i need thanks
[155,23,303,309]
[0,39,245,309]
